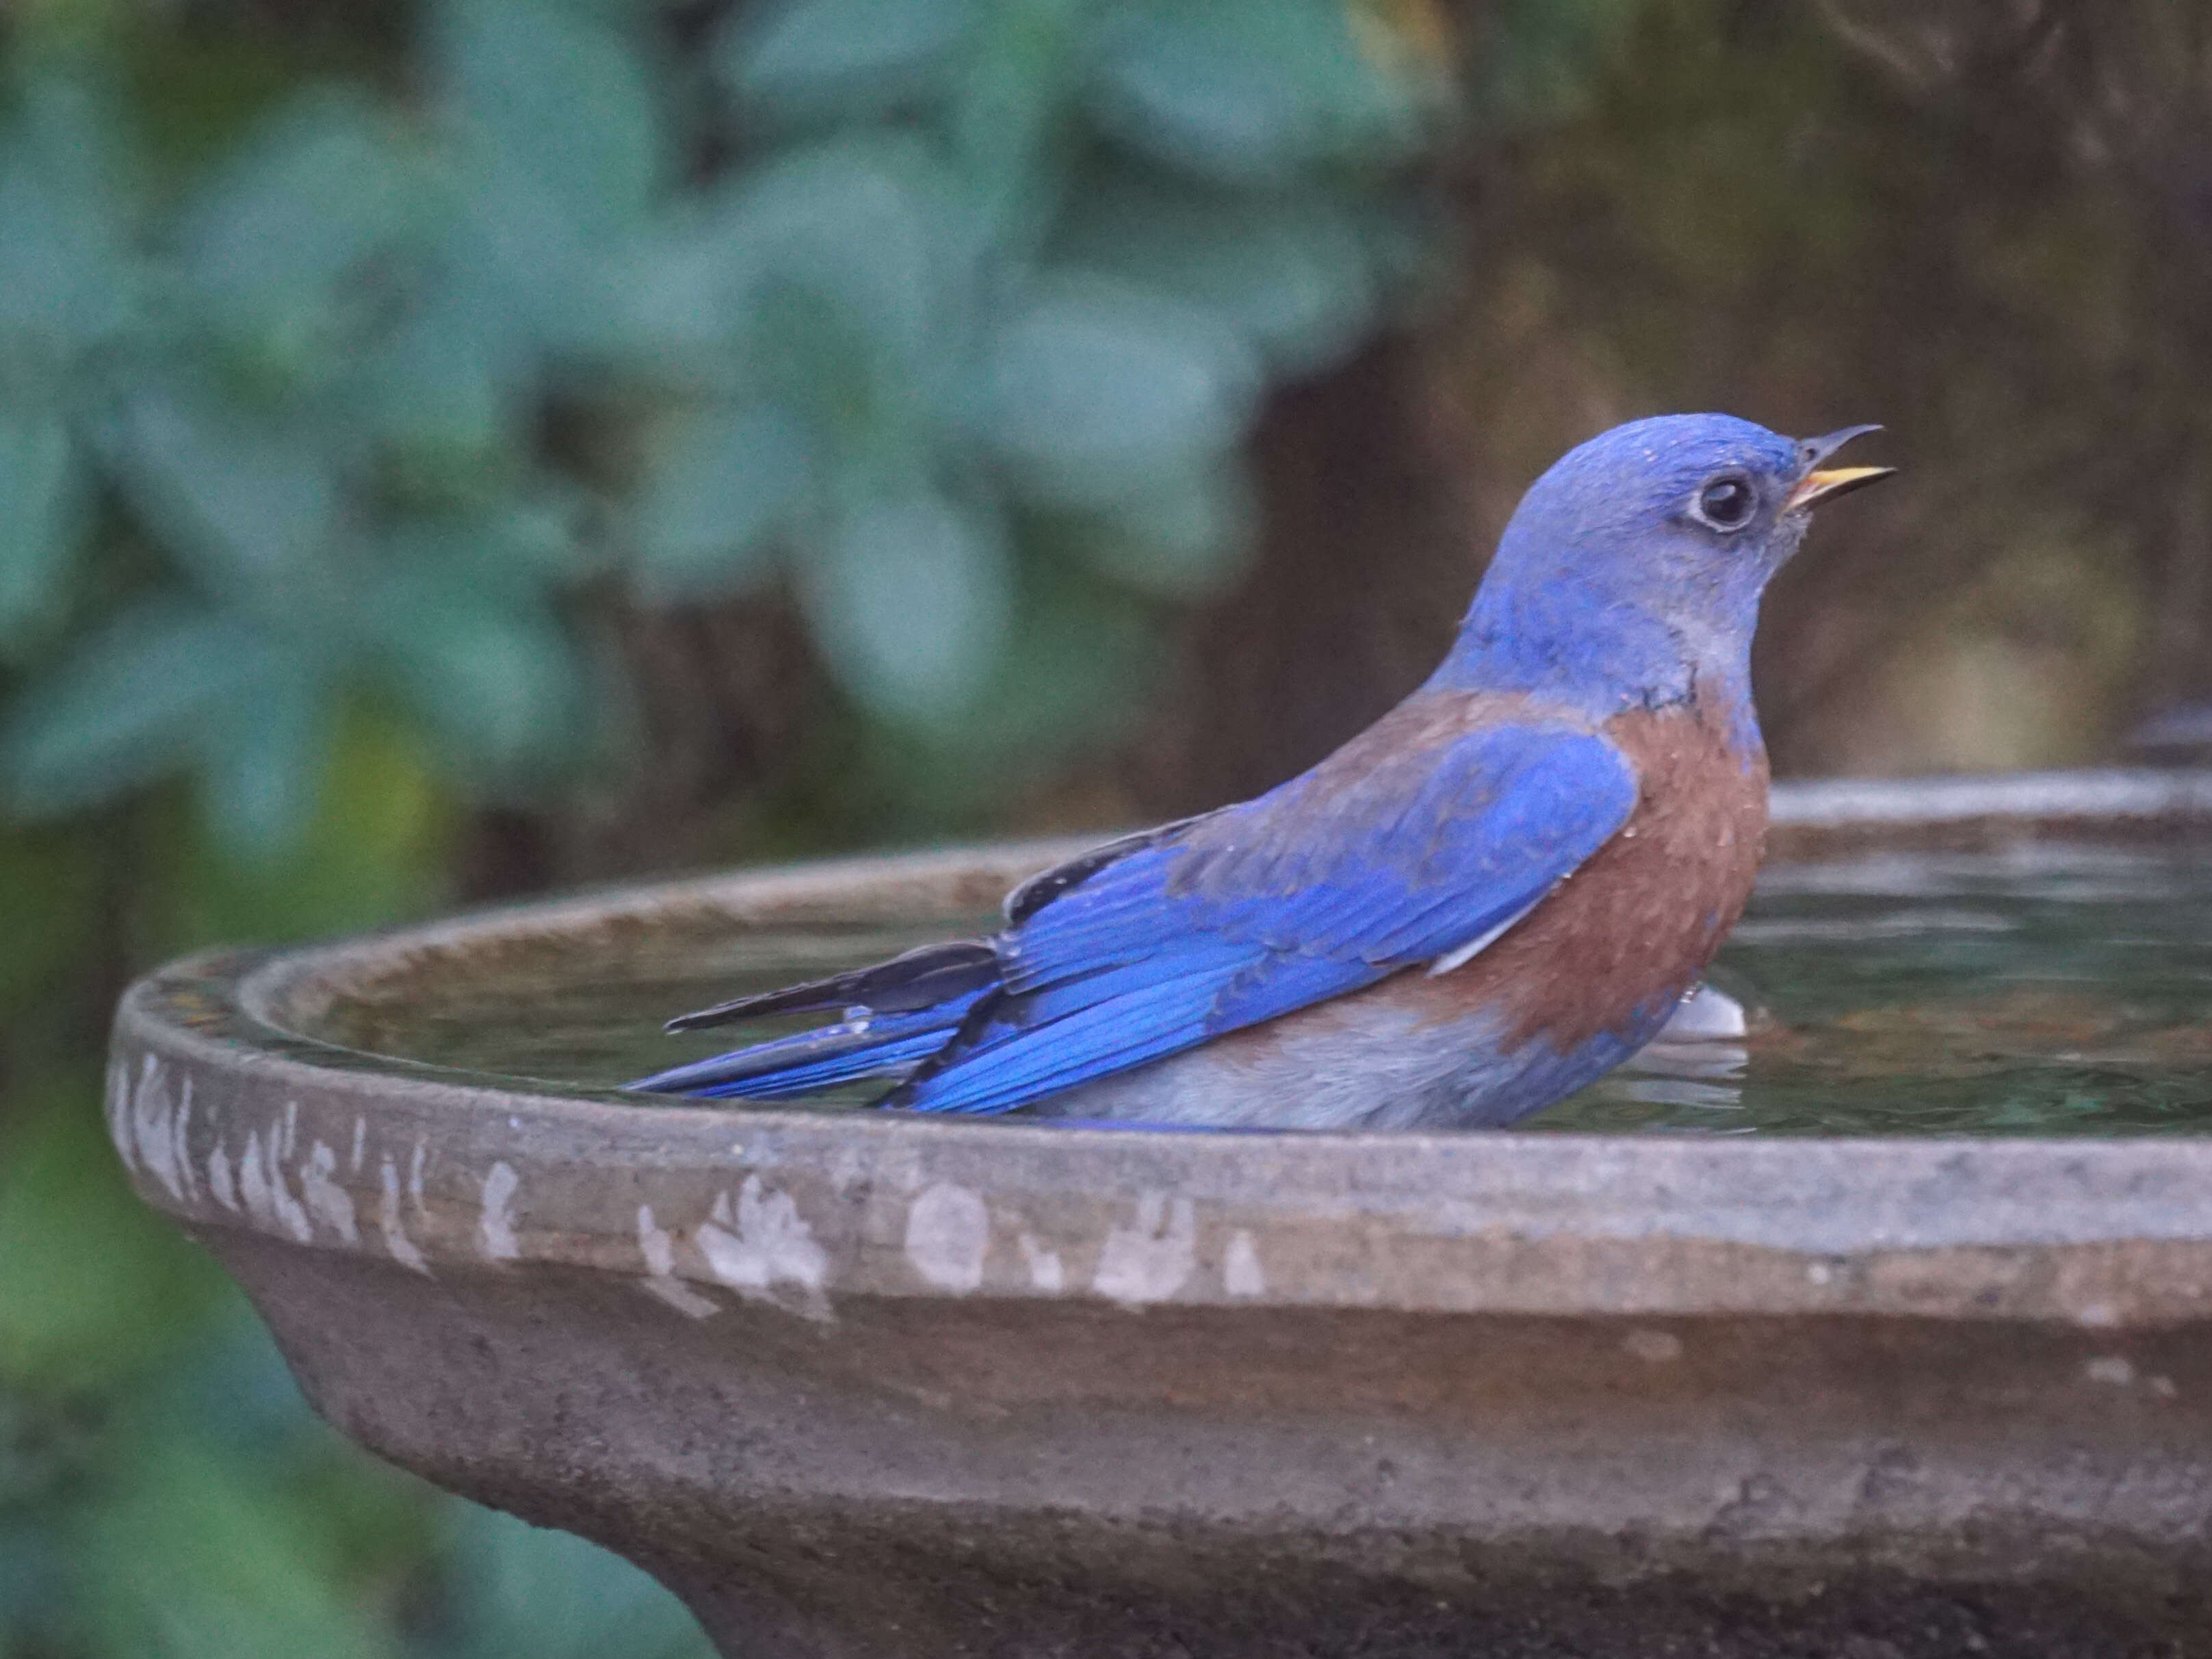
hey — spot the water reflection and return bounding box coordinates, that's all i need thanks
[1542,845,2212,1136]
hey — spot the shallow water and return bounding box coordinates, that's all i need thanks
[306,844,2212,1136]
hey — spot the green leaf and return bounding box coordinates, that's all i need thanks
[394,615,580,774]
[180,92,421,377]
[423,0,668,373]
[0,407,83,646]
[379,497,593,597]
[1054,176,1377,374]
[1085,0,1440,184]
[721,0,976,122]
[1087,5,1310,185]
[0,72,135,371]
[105,387,341,614]
[430,168,590,371]
[608,209,753,380]
[631,140,972,492]
[619,137,972,412]
[943,0,1085,247]
[979,277,1258,506]
[633,404,810,601]
[731,139,963,378]
[365,296,521,507]
[800,492,1011,720]
[197,651,332,861]
[473,493,597,582]
[439,0,663,242]
[369,559,583,780]
[0,600,274,817]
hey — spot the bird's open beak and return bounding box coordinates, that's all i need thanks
[1784,424,1895,513]
[1786,465,1893,512]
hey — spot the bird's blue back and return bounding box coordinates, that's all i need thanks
[888,711,1636,1114]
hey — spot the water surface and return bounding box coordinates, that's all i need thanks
[307,844,2212,1136]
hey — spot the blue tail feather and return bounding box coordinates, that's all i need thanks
[626,988,988,1099]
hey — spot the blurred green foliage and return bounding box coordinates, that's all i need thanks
[0,0,1467,1646]
[0,0,1456,859]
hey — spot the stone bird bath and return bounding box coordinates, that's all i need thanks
[109,772,2212,1657]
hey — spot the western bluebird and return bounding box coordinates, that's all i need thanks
[632,414,1892,1128]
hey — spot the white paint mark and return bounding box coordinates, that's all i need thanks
[378,1157,429,1275]
[479,1162,521,1260]
[1222,1229,1266,1298]
[1806,1262,1834,1286]
[104,1057,132,1160]
[281,1099,299,1160]
[239,1127,311,1242]
[407,1140,427,1212]
[635,1205,718,1318]
[905,1183,989,1292]
[1624,1328,1684,1364]
[637,1203,678,1276]
[2151,1374,2179,1400]
[2085,1355,2136,1387]
[640,1276,719,1318]
[300,1142,359,1246]
[697,1175,829,1317]
[1017,1231,1064,1294]
[264,1131,312,1242]
[207,1144,239,1213]
[159,1080,198,1205]
[1093,1192,1198,1307]
[131,1057,185,1202]
[241,1131,268,1223]
[349,1116,366,1175]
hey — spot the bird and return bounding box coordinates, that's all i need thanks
[629,414,1892,1129]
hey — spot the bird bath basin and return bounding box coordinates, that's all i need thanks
[109,770,2212,1657]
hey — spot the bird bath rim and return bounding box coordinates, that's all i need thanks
[109,767,2212,1331]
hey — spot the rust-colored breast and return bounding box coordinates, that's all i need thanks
[1437,688,1769,1052]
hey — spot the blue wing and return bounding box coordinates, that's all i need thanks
[892,718,1638,1115]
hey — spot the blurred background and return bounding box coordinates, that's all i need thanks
[3,0,2211,1649]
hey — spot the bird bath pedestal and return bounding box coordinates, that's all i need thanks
[109,772,2212,1658]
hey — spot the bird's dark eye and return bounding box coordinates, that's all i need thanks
[1694,475,1756,530]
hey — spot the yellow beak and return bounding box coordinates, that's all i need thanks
[1784,465,1895,513]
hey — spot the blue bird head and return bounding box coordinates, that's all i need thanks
[1444,413,1890,719]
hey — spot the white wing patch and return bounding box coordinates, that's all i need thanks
[1427,891,1550,977]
